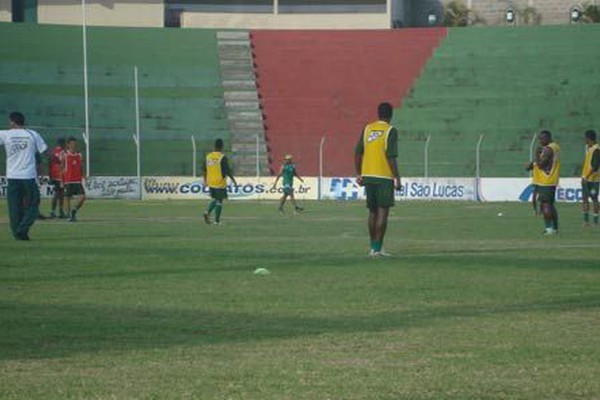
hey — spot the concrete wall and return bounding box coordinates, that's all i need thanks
[0,0,11,22]
[180,0,391,29]
[37,0,163,27]
[0,0,593,28]
[181,11,391,29]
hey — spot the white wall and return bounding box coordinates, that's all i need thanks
[37,0,163,27]
[181,12,391,30]
[0,0,11,22]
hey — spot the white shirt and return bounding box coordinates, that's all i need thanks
[0,128,48,179]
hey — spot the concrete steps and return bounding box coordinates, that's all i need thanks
[217,30,270,176]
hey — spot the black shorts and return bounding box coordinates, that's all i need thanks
[582,179,599,201]
[209,188,228,201]
[49,179,63,191]
[537,185,556,204]
[65,183,85,197]
[365,180,395,210]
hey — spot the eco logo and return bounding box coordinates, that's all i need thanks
[518,184,536,202]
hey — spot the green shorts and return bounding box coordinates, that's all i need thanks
[365,179,395,210]
[64,183,85,197]
[582,179,599,201]
[536,185,556,204]
[209,188,228,201]
[282,186,294,196]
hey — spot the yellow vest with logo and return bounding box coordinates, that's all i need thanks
[361,121,394,179]
[582,143,600,182]
[537,142,560,186]
[206,151,227,189]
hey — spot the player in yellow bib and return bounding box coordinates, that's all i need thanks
[581,130,600,227]
[534,130,560,235]
[354,102,401,257]
[202,139,237,225]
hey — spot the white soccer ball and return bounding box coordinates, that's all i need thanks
[497,212,503,217]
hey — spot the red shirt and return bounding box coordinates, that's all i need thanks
[49,146,64,180]
[63,151,83,184]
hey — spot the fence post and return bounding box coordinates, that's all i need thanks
[81,131,89,176]
[82,0,90,177]
[191,136,197,177]
[318,136,326,200]
[134,66,141,199]
[424,134,431,178]
[528,132,537,177]
[475,134,484,201]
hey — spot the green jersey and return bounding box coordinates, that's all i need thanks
[282,163,296,188]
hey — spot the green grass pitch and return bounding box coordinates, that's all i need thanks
[1,200,599,399]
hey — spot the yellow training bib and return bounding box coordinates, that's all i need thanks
[205,151,227,189]
[361,121,394,179]
[582,143,600,182]
[537,142,560,186]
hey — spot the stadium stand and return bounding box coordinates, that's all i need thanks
[253,25,600,177]
[395,25,600,177]
[251,28,447,176]
[0,22,227,176]
[3,23,600,179]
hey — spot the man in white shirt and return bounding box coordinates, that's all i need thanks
[0,112,48,240]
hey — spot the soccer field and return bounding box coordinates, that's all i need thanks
[1,200,599,399]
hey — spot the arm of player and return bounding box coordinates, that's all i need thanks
[526,147,542,171]
[536,147,553,172]
[354,153,364,186]
[294,169,304,183]
[387,156,401,190]
[228,173,237,187]
[586,149,600,180]
[272,167,283,189]
[35,150,50,178]
[386,128,401,190]
[60,151,66,175]
[354,130,365,186]
[221,156,237,187]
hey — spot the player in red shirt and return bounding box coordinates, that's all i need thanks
[62,137,86,222]
[48,137,67,218]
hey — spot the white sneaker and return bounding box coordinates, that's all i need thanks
[368,249,382,258]
[542,228,557,236]
[379,249,393,257]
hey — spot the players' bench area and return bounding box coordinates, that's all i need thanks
[394,25,600,177]
[0,22,227,176]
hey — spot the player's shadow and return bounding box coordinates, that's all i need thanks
[2,291,600,361]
